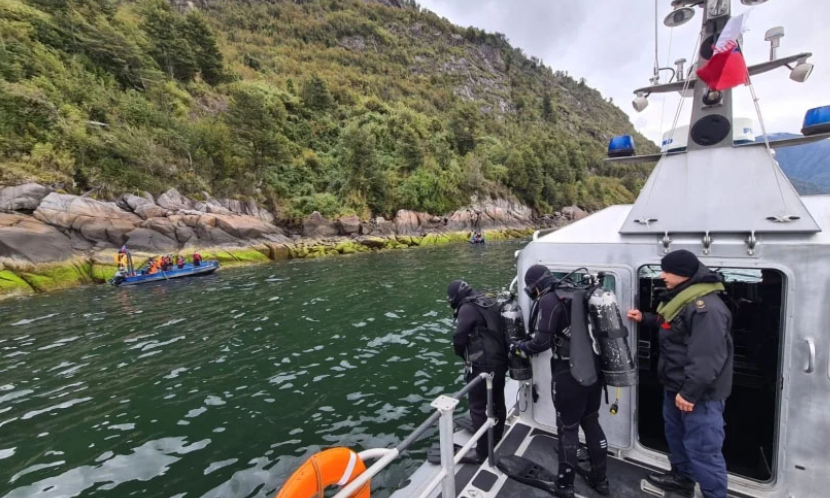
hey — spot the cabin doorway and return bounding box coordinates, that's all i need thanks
[635,266,784,482]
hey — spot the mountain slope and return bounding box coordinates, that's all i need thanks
[760,133,830,193]
[0,0,656,220]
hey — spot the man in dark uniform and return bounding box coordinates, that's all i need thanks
[514,265,609,498]
[447,280,508,463]
[628,250,733,498]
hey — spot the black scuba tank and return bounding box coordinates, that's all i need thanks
[501,298,532,381]
[587,282,637,387]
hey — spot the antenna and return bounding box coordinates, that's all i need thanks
[765,27,784,61]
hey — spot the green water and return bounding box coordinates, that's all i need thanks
[0,241,525,498]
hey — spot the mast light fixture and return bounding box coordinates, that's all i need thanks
[664,7,696,28]
[633,93,649,113]
[790,57,814,83]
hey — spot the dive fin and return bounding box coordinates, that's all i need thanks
[496,455,557,494]
[455,416,475,433]
[427,443,480,465]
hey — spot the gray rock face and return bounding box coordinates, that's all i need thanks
[303,212,338,238]
[393,210,421,235]
[134,203,167,219]
[212,214,282,240]
[156,188,193,212]
[374,216,395,235]
[337,215,361,236]
[446,199,534,231]
[34,193,141,246]
[119,194,167,219]
[125,228,179,252]
[393,210,444,235]
[562,205,588,221]
[0,213,75,263]
[0,183,52,213]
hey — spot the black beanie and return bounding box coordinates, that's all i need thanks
[661,249,700,278]
[447,280,473,309]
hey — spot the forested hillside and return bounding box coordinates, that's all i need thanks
[0,0,656,222]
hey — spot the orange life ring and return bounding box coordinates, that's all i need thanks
[276,447,370,498]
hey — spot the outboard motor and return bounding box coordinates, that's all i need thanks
[501,297,532,381]
[587,275,637,387]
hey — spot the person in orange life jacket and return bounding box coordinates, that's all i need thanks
[447,280,508,463]
[177,255,185,269]
[193,252,202,267]
[513,265,609,498]
[627,250,733,498]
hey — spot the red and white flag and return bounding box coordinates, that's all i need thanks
[696,13,749,91]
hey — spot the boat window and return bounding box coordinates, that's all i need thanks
[636,265,785,482]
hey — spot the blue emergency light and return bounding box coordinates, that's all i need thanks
[608,135,635,158]
[802,105,830,136]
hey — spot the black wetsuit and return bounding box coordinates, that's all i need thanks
[454,301,508,460]
[518,292,608,487]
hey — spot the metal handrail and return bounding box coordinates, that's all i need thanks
[332,372,495,498]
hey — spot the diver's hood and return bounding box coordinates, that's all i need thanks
[447,280,474,310]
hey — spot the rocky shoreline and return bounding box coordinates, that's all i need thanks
[0,184,584,298]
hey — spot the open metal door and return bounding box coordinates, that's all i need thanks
[529,264,636,450]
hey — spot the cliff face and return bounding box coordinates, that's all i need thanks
[0,0,655,222]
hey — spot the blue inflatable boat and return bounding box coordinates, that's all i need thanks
[109,261,220,287]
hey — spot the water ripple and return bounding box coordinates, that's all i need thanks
[0,241,524,497]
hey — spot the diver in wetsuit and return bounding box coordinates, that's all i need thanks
[448,280,508,463]
[514,265,609,498]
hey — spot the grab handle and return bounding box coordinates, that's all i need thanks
[803,338,816,374]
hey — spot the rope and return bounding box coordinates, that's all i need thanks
[741,39,789,215]
[312,456,325,498]
[658,27,675,138]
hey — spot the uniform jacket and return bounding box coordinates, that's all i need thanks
[642,265,734,403]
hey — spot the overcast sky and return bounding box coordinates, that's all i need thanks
[417,0,830,145]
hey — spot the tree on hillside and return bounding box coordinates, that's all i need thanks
[449,103,479,155]
[226,84,290,182]
[183,12,224,84]
[140,0,198,81]
[302,75,334,111]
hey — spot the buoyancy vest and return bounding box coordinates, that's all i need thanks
[459,296,509,372]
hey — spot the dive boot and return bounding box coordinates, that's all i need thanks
[575,465,609,496]
[554,463,576,498]
[645,470,695,498]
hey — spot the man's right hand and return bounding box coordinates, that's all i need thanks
[627,309,643,323]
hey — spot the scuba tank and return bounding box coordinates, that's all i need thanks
[501,297,532,381]
[587,274,637,387]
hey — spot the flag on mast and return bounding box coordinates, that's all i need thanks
[696,13,749,91]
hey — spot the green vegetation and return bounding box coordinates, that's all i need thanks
[0,0,655,219]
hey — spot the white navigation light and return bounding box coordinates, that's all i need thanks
[790,58,814,83]
[633,93,649,113]
[741,0,770,5]
[664,7,695,27]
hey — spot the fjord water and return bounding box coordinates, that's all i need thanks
[0,241,524,498]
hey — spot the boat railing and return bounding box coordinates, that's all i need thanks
[332,372,496,498]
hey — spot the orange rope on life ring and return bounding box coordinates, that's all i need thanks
[276,447,370,498]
